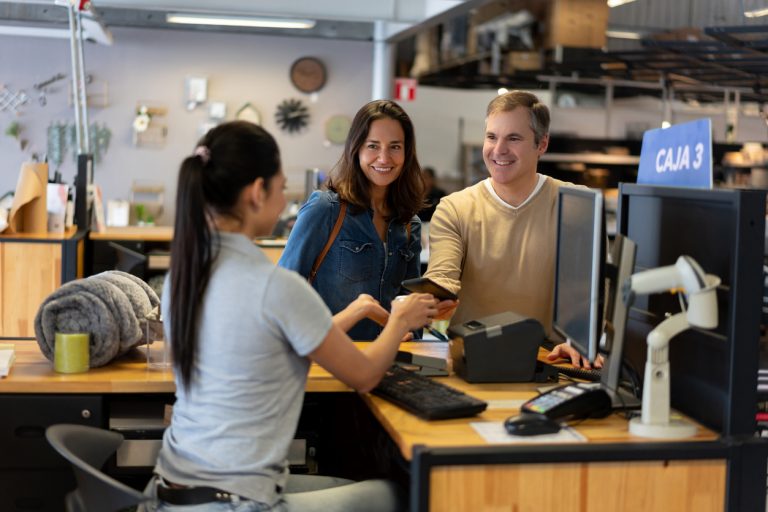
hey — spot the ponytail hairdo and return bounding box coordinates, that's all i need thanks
[169,121,281,389]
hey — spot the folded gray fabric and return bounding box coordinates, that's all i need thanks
[93,270,160,310]
[34,270,162,367]
[92,270,163,345]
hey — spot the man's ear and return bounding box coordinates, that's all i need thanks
[537,133,549,155]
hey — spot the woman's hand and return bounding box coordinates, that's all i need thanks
[390,293,438,332]
[333,294,390,333]
[351,294,390,325]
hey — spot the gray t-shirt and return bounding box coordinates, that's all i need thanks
[155,232,332,505]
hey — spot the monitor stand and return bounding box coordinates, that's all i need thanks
[604,385,640,410]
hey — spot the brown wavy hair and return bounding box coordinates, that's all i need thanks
[327,100,425,223]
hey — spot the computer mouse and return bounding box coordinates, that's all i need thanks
[504,412,561,436]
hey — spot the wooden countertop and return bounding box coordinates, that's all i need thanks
[88,227,287,249]
[0,226,79,241]
[363,381,718,461]
[0,340,441,394]
[0,339,175,393]
[89,226,173,242]
[1,340,718,459]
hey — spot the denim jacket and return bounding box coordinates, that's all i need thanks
[279,190,421,341]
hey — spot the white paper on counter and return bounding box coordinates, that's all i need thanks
[471,421,587,444]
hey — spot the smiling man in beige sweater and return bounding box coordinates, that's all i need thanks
[425,90,594,368]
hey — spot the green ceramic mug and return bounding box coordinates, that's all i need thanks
[54,332,90,373]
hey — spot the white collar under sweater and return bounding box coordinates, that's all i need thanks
[483,174,547,210]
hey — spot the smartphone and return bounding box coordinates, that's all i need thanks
[401,277,458,301]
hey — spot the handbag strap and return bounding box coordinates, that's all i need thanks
[308,201,347,284]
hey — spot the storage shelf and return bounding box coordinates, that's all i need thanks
[541,153,640,165]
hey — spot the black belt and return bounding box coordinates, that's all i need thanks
[157,483,243,505]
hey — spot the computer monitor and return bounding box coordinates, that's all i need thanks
[554,187,639,409]
[553,187,605,363]
[599,233,638,408]
[617,183,765,435]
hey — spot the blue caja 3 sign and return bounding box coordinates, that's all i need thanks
[637,118,713,189]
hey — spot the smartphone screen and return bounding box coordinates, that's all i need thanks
[401,277,458,301]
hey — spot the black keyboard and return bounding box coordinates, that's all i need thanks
[372,365,488,420]
[547,363,601,382]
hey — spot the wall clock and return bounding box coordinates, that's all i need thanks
[290,57,327,94]
[275,99,310,133]
[325,115,352,145]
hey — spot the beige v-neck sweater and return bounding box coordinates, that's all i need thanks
[425,176,574,335]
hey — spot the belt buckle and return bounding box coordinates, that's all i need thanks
[215,491,240,505]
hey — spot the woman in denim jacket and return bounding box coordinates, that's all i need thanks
[279,100,425,340]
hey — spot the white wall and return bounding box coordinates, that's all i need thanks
[0,27,373,224]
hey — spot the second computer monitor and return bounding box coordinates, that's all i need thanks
[553,187,605,363]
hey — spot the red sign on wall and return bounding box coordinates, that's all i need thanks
[394,78,417,101]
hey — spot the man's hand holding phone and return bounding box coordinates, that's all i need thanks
[401,277,459,320]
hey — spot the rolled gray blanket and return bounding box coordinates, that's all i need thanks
[91,271,162,343]
[34,270,161,367]
[93,270,160,310]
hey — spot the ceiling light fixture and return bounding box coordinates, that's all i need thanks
[744,7,768,17]
[607,0,638,7]
[166,13,316,29]
[606,29,644,40]
[0,25,70,38]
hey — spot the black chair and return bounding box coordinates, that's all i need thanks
[45,424,150,512]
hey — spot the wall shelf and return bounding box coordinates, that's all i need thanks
[540,153,640,165]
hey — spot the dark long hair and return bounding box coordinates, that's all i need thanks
[169,121,280,390]
[327,100,425,223]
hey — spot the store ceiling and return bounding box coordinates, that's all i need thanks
[0,0,470,40]
[2,0,767,102]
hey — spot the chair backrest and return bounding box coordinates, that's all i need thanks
[45,424,149,512]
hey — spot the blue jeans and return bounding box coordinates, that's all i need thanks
[142,474,403,512]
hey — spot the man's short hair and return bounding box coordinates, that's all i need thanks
[486,90,550,145]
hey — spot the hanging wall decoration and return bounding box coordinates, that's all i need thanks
[133,103,168,147]
[33,72,66,107]
[185,76,208,111]
[90,123,112,163]
[47,122,68,170]
[0,85,28,114]
[5,121,27,150]
[290,57,327,94]
[67,74,109,108]
[324,115,352,145]
[275,99,310,133]
[235,102,261,125]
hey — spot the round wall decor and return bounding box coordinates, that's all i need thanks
[325,115,352,145]
[275,99,310,133]
[290,57,327,94]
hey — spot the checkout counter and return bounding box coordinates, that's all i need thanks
[0,340,762,512]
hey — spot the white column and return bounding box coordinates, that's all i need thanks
[371,20,394,100]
